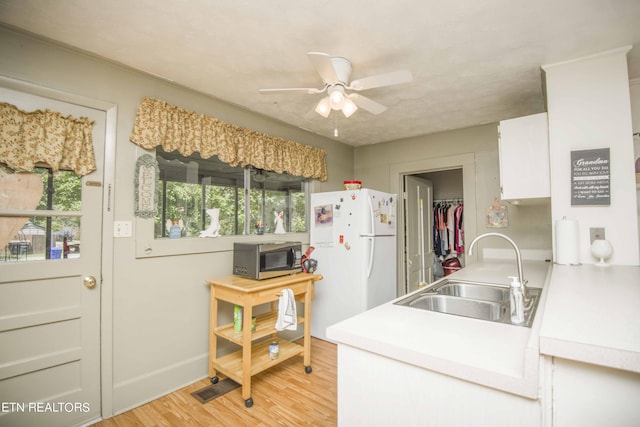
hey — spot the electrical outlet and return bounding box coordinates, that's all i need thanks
[590,227,605,244]
[114,221,132,238]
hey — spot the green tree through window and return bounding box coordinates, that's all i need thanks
[155,148,307,238]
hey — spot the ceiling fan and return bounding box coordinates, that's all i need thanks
[259,52,413,118]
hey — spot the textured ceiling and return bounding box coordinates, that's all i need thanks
[1,0,640,146]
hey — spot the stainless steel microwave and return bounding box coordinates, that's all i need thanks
[233,241,302,280]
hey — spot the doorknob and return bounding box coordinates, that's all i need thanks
[83,276,97,289]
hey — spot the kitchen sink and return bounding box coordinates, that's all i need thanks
[432,280,510,302]
[395,279,542,327]
[404,294,507,321]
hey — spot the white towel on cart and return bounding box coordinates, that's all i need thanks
[275,288,297,331]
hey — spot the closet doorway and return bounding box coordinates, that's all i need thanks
[404,168,464,294]
[391,153,477,297]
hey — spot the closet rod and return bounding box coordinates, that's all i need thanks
[433,198,463,204]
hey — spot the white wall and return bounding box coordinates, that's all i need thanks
[544,47,640,266]
[630,79,640,247]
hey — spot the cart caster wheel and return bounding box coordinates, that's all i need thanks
[210,376,219,384]
[305,366,312,374]
[245,397,253,408]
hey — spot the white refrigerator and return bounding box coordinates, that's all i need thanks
[310,188,397,342]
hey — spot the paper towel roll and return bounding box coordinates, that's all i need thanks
[555,219,580,265]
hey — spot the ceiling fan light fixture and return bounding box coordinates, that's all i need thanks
[329,89,344,110]
[314,97,331,118]
[262,52,410,121]
[341,98,358,117]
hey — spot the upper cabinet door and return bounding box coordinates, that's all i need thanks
[498,112,550,203]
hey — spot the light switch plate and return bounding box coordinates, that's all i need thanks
[590,227,605,244]
[114,221,132,238]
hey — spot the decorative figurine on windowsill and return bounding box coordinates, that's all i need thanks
[256,220,265,235]
[166,219,184,238]
[274,210,286,234]
[199,208,221,238]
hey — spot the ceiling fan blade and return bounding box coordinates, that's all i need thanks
[259,87,325,95]
[348,70,413,91]
[307,52,339,84]
[303,108,319,120]
[349,93,387,115]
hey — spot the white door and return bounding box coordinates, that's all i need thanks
[404,175,433,294]
[0,87,105,426]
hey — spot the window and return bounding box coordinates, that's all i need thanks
[155,147,308,238]
[1,166,82,262]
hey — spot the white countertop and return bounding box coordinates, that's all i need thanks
[327,259,640,400]
[539,264,640,373]
[326,260,553,399]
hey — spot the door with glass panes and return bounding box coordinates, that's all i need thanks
[0,85,105,426]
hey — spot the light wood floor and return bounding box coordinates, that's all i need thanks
[92,338,337,426]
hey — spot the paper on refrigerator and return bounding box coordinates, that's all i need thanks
[312,204,334,247]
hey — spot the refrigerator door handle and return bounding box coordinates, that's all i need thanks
[366,236,375,278]
[367,194,375,236]
[419,196,426,284]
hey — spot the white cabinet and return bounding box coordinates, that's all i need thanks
[550,358,640,426]
[335,343,543,426]
[498,112,550,203]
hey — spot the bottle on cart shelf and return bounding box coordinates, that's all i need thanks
[233,305,242,332]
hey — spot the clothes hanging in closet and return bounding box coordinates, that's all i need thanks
[433,201,464,257]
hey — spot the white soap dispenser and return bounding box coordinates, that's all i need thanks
[509,276,525,325]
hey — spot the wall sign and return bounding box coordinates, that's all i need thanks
[571,148,610,206]
[134,154,159,218]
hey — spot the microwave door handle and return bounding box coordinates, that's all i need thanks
[290,247,296,268]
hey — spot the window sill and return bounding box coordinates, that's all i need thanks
[134,222,309,259]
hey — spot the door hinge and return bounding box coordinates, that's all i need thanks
[107,184,112,212]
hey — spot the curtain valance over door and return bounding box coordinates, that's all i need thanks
[129,97,328,181]
[0,102,96,176]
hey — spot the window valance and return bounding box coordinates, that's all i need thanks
[129,97,328,181]
[0,102,96,176]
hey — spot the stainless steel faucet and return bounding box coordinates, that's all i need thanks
[467,232,527,289]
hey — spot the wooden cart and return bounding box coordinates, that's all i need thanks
[207,273,322,407]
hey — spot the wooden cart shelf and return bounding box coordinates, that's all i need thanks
[207,273,322,408]
[212,339,304,383]
[214,311,304,346]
